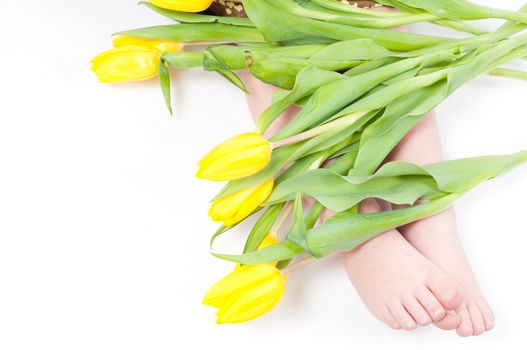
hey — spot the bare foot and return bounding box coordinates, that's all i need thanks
[397,208,495,336]
[326,200,463,330]
[388,113,495,336]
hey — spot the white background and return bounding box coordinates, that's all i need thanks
[0,1,526,349]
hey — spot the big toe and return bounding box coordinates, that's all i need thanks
[478,300,495,331]
[426,272,463,310]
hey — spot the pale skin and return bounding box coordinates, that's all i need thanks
[242,70,494,336]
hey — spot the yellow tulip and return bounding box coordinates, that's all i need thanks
[112,36,183,53]
[91,36,182,83]
[91,45,161,83]
[208,178,274,226]
[197,133,272,181]
[150,0,213,12]
[203,264,286,324]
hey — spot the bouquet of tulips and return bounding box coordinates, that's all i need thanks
[92,0,527,324]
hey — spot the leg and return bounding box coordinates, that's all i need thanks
[387,112,495,336]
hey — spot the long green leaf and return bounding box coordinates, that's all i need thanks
[243,203,285,253]
[268,151,527,211]
[116,23,265,43]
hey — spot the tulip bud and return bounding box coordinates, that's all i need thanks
[208,178,274,226]
[197,133,272,181]
[150,0,214,13]
[203,264,285,324]
[91,36,183,83]
[91,45,161,83]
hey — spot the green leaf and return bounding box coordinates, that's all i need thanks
[244,0,448,50]
[309,0,403,17]
[243,203,285,253]
[115,23,265,43]
[257,67,345,133]
[212,240,305,265]
[378,0,527,23]
[268,151,527,211]
[210,224,231,249]
[270,50,454,141]
[158,59,172,115]
[306,193,461,257]
[286,193,309,250]
[353,81,448,175]
[203,49,248,92]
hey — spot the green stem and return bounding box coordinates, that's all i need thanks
[271,111,369,149]
[115,23,265,43]
[309,0,402,17]
[162,52,204,68]
[491,8,527,24]
[488,67,527,81]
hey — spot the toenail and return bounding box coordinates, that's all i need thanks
[406,321,416,329]
[433,309,445,319]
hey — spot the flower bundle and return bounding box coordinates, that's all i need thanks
[93,0,527,324]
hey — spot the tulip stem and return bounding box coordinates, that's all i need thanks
[271,111,369,149]
[272,201,294,239]
[281,255,317,275]
[183,41,233,46]
[282,251,340,274]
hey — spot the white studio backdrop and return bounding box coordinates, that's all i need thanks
[0,1,526,349]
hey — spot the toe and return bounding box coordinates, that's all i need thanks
[433,310,460,330]
[478,300,495,331]
[403,295,431,326]
[468,302,486,336]
[426,273,463,310]
[382,306,401,330]
[456,303,474,337]
[389,301,417,330]
[415,286,446,322]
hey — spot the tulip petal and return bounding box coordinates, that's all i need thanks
[150,0,214,13]
[208,178,274,226]
[216,269,285,324]
[91,45,161,83]
[203,264,282,308]
[197,133,272,181]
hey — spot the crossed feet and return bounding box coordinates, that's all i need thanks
[325,201,494,336]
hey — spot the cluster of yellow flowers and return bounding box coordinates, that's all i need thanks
[91,1,286,324]
[198,133,273,225]
[198,132,286,323]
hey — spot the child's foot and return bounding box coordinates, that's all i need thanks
[327,199,463,330]
[398,208,495,336]
[387,114,495,336]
